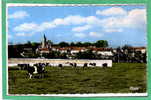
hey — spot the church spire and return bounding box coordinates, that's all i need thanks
[42,34,47,48]
[44,34,46,41]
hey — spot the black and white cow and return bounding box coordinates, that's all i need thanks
[89,63,96,67]
[69,63,77,68]
[65,62,77,68]
[27,63,46,79]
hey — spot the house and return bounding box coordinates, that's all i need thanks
[70,47,87,54]
[133,47,146,54]
[91,48,113,56]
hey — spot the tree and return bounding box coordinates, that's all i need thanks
[75,42,83,47]
[76,50,95,59]
[70,42,75,46]
[26,41,32,47]
[95,40,108,47]
[59,41,69,47]
[83,42,92,47]
[122,45,132,52]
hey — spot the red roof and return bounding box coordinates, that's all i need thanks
[90,48,112,51]
[52,46,112,51]
[39,48,50,51]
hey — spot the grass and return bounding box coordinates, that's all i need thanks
[8,63,147,94]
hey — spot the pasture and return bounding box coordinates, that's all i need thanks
[8,63,146,94]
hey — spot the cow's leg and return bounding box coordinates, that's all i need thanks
[18,66,21,70]
[29,73,32,79]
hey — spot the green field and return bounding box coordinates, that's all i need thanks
[8,63,147,94]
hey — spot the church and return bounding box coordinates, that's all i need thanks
[36,34,51,54]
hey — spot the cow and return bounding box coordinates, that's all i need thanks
[83,63,88,69]
[27,63,46,79]
[102,63,108,68]
[89,63,96,67]
[65,62,77,68]
[58,64,63,69]
[73,63,77,68]
[69,62,77,68]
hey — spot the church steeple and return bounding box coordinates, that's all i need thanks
[42,34,47,48]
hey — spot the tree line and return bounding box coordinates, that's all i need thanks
[8,40,108,58]
[57,40,108,47]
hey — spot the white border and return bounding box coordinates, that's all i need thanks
[8,93,148,97]
[6,3,148,97]
[7,3,145,7]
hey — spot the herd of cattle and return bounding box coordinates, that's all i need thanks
[16,62,108,79]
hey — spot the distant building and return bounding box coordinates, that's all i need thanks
[133,47,146,54]
[91,48,113,56]
[36,34,51,54]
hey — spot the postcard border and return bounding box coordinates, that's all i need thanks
[2,0,151,100]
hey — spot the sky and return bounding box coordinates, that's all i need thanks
[8,5,147,47]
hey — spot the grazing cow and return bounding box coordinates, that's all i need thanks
[69,62,77,68]
[58,64,63,69]
[102,63,108,68]
[68,62,73,66]
[83,63,88,69]
[89,63,96,67]
[27,63,46,79]
[74,63,77,68]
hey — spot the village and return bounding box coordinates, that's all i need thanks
[7,5,147,95]
[8,34,146,63]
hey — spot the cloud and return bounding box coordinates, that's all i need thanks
[123,9,146,28]
[9,11,29,19]
[15,33,26,36]
[14,23,39,32]
[53,18,66,25]
[89,32,103,37]
[13,8,146,38]
[52,15,100,26]
[74,33,86,38]
[96,7,127,16]
[85,16,101,24]
[14,15,101,33]
[63,15,86,25]
[15,32,33,37]
[104,28,123,33]
[37,22,56,32]
[101,8,146,30]
[72,25,91,32]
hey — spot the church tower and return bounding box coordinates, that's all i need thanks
[42,34,47,48]
[36,34,52,55]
